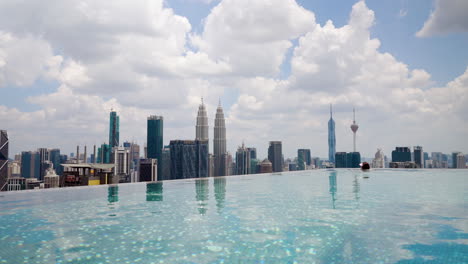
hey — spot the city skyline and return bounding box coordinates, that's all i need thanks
[1,0,467,159]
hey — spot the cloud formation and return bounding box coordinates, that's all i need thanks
[417,0,468,37]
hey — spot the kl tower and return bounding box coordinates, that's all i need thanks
[350,108,359,152]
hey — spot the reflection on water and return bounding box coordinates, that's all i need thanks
[353,174,360,207]
[146,182,163,202]
[195,179,209,215]
[329,171,337,209]
[107,185,119,203]
[214,177,226,212]
[396,224,468,263]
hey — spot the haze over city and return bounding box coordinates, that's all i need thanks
[1,0,467,159]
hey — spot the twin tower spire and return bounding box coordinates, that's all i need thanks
[196,98,227,176]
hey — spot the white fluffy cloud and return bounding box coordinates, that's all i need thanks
[0,32,56,87]
[192,0,316,77]
[417,0,468,37]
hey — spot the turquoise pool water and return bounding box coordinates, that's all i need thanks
[0,169,467,263]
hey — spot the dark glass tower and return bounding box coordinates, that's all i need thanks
[392,147,411,162]
[0,130,8,191]
[49,149,62,175]
[297,149,311,170]
[413,146,424,168]
[109,110,120,148]
[169,140,208,180]
[268,141,283,172]
[328,105,336,163]
[147,116,164,176]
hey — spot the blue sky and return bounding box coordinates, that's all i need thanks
[0,0,467,158]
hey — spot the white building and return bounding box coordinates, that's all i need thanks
[457,153,466,168]
[114,147,130,182]
[372,149,385,168]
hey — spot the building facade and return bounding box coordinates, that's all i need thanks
[413,146,424,168]
[335,152,361,168]
[456,153,466,168]
[114,147,131,183]
[21,151,41,179]
[196,99,209,142]
[109,110,120,148]
[297,149,311,170]
[235,144,251,175]
[140,158,157,182]
[259,159,273,173]
[213,101,227,176]
[147,115,163,176]
[392,147,411,162]
[169,140,209,180]
[328,105,336,163]
[372,148,385,168]
[0,130,8,191]
[268,141,283,172]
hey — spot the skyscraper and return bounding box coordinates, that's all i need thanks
[97,143,112,164]
[213,100,227,176]
[452,152,461,168]
[350,108,359,152]
[328,105,336,163]
[170,140,209,180]
[392,147,411,162]
[109,110,120,148]
[196,98,209,142]
[49,149,62,175]
[372,148,385,168]
[297,149,311,170]
[456,153,466,168]
[114,147,131,183]
[21,151,40,179]
[147,116,163,176]
[0,130,8,191]
[268,141,283,172]
[235,143,251,175]
[38,148,49,180]
[413,146,424,168]
[335,152,347,168]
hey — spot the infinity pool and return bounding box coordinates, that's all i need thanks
[0,169,466,263]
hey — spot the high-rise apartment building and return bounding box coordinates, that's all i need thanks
[169,140,208,180]
[109,110,120,148]
[49,149,62,175]
[335,152,361,168]
[328,105,336,163]
[452,152,461,168]
[21,151,40,179]
[0,130,8,191]
[235,144,251,175]
[297,149,311,170]
[392,147,411,162]
[456,153,466,169]
[268,141,283,172]
[147,115,163,176]
[161,147,171,181]
[213,101,227,176]
[97,143,112,163]
[335,152,347,168]
[413,146,424,168]
[372,149,385,168]
[114,147,130,183]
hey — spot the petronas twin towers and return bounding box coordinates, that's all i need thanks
[196,98,227,176]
